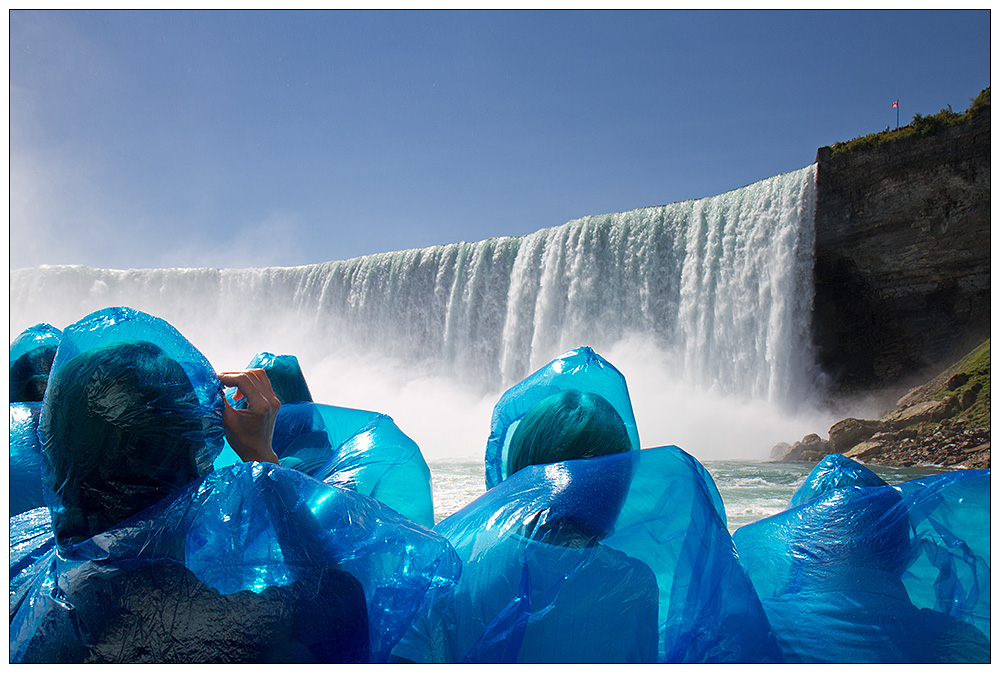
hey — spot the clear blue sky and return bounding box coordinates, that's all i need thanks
[9,9,991,271]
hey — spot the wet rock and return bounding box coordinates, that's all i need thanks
[828,418,885,453]
[883,398,956,429]
[770,442,792,460]
[783,434,832,462]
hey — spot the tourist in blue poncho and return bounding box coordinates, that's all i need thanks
[211,351,435,527]
[9,323,62,402]
[227,351,314,408]
[393,347,782,663]
[733,465,991,663]
[9,307,460,663]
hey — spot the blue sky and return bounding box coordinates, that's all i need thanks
[9,9,991,271]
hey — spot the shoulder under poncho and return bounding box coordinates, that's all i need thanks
[9,323,62,402]
[10,306,459,663]
[10,402,46,516]
[485,346,640,489]
[11,463,460,663]
[732,469,990,663]
[788,452,888,508]
[393,446,783,663]
[215,401,434,528]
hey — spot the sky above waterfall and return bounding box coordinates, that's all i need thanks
[9,9,992,271]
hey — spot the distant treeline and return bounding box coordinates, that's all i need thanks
[830,87,990,156]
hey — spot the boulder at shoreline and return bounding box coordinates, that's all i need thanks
[772,340,990,469]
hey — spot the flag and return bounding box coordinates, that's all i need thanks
[891,100,899,108]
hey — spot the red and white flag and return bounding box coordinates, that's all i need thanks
[891,100,899,108]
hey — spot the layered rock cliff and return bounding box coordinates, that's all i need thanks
[812,107,990,395]
[776,94,990,468]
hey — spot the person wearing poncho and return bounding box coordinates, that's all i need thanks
[393,347,782,663]
[733,457,990,663]
[9,307,460,663]
[9,323,62,402]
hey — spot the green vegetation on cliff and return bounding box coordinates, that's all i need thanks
[929,339,990,432]
[830,87,990,156]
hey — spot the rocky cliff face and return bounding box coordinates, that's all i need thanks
[812,110,990,395]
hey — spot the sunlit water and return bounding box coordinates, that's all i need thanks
[429,459,955,532]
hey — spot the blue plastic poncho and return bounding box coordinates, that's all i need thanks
[9,402,46,516]
[9,323,62,402]
[9,506,55,620]
[216,402,435,528]
[393,446,783,663]
[228,351,313,408]
[485,347,640,489]
[787,453,888,508]
[732,470,990,663]
[893,470,991,639]
[9,307,460,663]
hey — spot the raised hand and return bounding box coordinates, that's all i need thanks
[218,369,281,465]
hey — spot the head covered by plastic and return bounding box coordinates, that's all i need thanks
[506,389,631,478]
[787,453,889,509]
[39,307,225,547]
[734,483,912,601]
[9,323,63,402]
[229,351,313,409]
[788,486,910,581]
[486,347,640,488]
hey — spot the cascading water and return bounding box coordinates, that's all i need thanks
[10,164,834,460]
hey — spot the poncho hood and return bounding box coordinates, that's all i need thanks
[39,307,225,546]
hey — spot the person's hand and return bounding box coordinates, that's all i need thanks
[218,369,281,465]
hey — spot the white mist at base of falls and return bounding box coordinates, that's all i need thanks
[10,164,845,461]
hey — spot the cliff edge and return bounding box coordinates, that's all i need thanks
[812,89,990,396]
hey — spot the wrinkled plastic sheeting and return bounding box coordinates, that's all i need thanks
[9,323,62,364]
[9,402,47,516]
[732,471,990,663]
[9,507,56,621]
[215,402,435,528]
[393,446,782,663]
[9,323,62,402]
[788,453,888,508]
[38,307,226,546]
[228,352,313,409]
[10,462,461,663]
[485,347,640,489]
[894,469,991,638]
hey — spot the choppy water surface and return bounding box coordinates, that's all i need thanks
[429,459,954,531]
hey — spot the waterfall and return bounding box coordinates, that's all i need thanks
[10,164,830,460]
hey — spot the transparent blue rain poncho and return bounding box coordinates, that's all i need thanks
[228,351,313,408]
[393,446,783,663]
[213,350,317,468]
[216,402,435,528]
[787,452,888,508]
[9,307,460,663]
[732,464,991,663]
[395,346,779,663]
[9,323,62,402]
[9,402,46,516]
[485,346,640,489]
